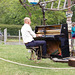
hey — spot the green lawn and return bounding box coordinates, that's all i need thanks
[7,39,23,42]
[0,44,75,75]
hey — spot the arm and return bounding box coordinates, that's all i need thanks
[28,26,36,37]
[71,27,74,34]
[28,26,42,37]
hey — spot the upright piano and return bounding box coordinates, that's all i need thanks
[34,24,70,58]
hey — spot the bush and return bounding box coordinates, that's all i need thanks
[0,24,22,35]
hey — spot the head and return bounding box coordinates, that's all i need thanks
[72,22,75,27]
[24,17,31,25]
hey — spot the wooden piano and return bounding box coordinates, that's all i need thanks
[34,24,70,58]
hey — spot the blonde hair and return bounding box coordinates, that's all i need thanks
[24,17,30,22]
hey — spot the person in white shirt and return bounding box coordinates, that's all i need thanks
[21,17,47,57]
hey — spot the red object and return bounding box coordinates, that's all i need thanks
[58,53,61,55]
[72,37,75,39]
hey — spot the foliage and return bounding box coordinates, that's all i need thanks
[0,0,75,27]
[0,24,22,35]
[71,6,75,22]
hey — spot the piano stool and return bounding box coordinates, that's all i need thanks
[71,37,75,56]
[26,46,42,61]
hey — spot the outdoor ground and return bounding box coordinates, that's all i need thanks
[0,44,75,75]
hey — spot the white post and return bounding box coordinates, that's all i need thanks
[19,30,21,44]
[0,28,2,42]
[58,0,61,9]
[63,0,67,9]
[66,11,73,52]
[4,28,7,44]
[51,2,54,9]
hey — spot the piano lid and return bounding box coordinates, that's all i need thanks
[35,24,62,35]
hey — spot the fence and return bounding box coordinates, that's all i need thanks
[0,28,23,45]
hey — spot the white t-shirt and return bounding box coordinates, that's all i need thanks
[21,24,36,43]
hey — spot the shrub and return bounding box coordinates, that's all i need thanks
[0,24,22,35]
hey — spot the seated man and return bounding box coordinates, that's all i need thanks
[71,22,75,38]
[21,17,47,57]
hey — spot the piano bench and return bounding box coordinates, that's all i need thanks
[26,46,39,51]
[26,46,39,60]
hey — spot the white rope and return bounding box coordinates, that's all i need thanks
[0,57,75,70]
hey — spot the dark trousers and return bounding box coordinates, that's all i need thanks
[72,33,75,37]
[25,40,47,55]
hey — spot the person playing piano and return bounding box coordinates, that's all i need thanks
[21,17,47,58]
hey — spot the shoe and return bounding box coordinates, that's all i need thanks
[50,54,62,58]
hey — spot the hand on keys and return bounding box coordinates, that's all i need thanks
[36,34,42,37]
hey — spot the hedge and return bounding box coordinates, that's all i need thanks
[0,24,22,35]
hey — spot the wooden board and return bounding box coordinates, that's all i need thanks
[46,40,61,55]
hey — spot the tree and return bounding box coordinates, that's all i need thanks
[71,6,75,22]
[0,0,75,28]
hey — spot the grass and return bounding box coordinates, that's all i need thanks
[7,39,23,42]
[0,44,75,75]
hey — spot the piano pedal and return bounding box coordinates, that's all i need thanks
[50,54,62,59]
